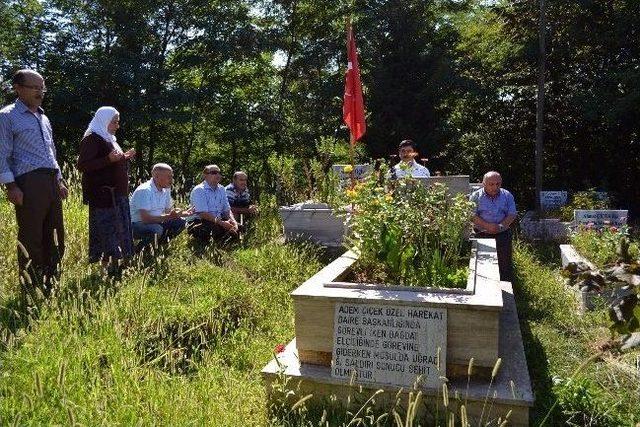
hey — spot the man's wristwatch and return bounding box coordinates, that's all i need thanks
[498,223,505,232]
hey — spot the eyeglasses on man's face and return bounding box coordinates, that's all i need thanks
[204,170,221,175]
[19,83,47,92]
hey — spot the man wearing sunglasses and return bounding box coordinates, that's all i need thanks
[188,164,239,242]
[0,69,67,294]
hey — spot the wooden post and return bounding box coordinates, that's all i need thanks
[535,0,546,216]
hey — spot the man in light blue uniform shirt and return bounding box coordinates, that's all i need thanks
[0,69,68,292]
[188,164,238,242]
[470,171,517,281]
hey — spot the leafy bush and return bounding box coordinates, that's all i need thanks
[269,137,365,206]
[346,165,474,288]
[557,190,610,222]
[570,225,638,268]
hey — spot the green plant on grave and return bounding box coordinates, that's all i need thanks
[269,136,359,206]
[345,163,474,288]
[557,189,610,222]
[570,224,638,268]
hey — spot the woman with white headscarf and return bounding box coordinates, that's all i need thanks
[77,107,136,270]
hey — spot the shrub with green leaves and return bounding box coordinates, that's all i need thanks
[570,225,638,267]
[269,137,364,206]
[345,166,474,288]
[557,190,610,222]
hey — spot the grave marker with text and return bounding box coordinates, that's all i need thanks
[540,191,568,211]
[332,302,447,388]
[574,210,628,227]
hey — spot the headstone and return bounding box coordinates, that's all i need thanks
[594,191,609,202]
[331,164,371,182]
[332,302,447,388]
[540,191,568,211]
[415,176,470,198]
[574,210,628,227]
[469,183,483,193]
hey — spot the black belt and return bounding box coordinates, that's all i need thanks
[27,167,58,175]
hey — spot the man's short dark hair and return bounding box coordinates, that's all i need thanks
[12,70,31,86]
[398,139,416,150]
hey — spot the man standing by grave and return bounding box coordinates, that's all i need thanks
[0,69,67,293]
[470,171,517,282]
[392,139,430,179]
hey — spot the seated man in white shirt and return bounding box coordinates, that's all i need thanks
[392,139,430,179]
[129,163,192,248]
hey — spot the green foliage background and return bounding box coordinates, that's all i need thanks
[2,0,639,212]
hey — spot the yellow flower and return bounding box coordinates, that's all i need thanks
[385,194,393,202]
[346,189,357,199]
[343,165,354,174]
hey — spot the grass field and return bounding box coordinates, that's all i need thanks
[1,188,639,426]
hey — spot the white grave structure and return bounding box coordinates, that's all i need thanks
[540,191,568,211]
[574,210,628,228]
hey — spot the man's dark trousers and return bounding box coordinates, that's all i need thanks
[475,228,513,282]
[14,168,65,287]
[187,219,235,243]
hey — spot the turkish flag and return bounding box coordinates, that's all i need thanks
[343,24,366,143]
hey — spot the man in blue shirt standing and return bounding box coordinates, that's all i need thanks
[0,70,68,293]
[470,171,517,281]
[188,164,239,243]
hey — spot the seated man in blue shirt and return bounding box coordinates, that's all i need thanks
[129,163,192,249]
[469,171,517,281]
[188,165,239,242]
[226,171,258,218]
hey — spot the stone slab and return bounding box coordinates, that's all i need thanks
[560,244,636,312]
[292,239,503,369]
[414,175,471,197]
[540,191,568,211]
[332,303,447,388]
[520,210,570,242]
[331,164,371,182]
[263,281,533,426]
[279,207,346,247]
[574,210,628,228]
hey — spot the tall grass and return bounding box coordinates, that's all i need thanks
[2,184,639,425]
[513,241,640,425]
[0,188,322,425]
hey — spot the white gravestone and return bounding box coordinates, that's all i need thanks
[331,164,371,182]
[540,191,568,211]
[594,191,609,202]
[332,302,447,388]
[574,210,628,227]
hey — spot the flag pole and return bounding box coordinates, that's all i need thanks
[349,133,356,188]
[346,16,356,189]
